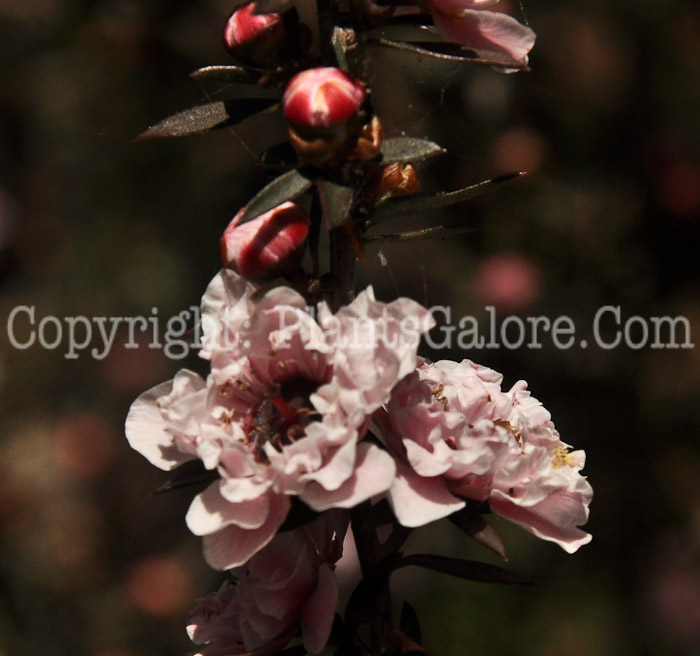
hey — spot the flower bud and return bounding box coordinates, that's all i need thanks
[283,68,379,168]
[283,67,366,131]
[223,3,288,68]
[220,201,310,280]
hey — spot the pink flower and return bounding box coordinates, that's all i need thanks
[428,0,536,66]
[375,359,592,553]
[223,2,288,67]
[187,511,347,656]
[125,269,434,569]
[283,67,366,130]
[220,201,310,280]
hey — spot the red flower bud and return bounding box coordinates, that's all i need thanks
[220,201,310,280]
[282,67,366,130]
[223,3,288,67]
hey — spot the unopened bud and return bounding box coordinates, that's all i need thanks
[283,67,366,131]
[283,67,380,168]
[223,3,288,68]
[220,201,310,280]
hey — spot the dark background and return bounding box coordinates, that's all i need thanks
[1,1,698,655]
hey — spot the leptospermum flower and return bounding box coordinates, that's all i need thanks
[125,269,434,569]
[428,0,536,66]
[375,359,593,553]
[220,201,310,280]
[187,511,347,656]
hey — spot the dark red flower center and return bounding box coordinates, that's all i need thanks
[248,376,319,463]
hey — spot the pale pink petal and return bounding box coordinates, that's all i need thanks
[300,563,338,653]
[388,462,465,528]
[299,433,358,492]
[125,376,200,470]
[300,442,396,510]
[490,484,592,553]
[219,475,272,503]
[432,8,536,63]
[201,495,291,570]
[186,483,273,536]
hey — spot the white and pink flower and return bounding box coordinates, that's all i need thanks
[187,511,347,656]
[126,269,434,569]
[375,358,593,553]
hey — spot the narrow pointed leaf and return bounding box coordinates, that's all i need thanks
[372,172,525,220]
[394,554,531,585]
[318,178,354,230]
[151,460,219,496]
[252,0,296,13]
[189,65,261,83]
[365,224,476,244]
[239,168,314,224]
[449,508,508,561]
[370,38,529,69]
[380,137,445,163]
[332,26,350,71]
[399,601,422,644]
[136,99,280,141]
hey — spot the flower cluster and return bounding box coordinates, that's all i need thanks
[126,269,591,654]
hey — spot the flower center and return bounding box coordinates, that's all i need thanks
[249,376,319,463]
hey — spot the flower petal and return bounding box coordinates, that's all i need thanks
[490,482,593,553]
[432,8,536,63]
[201,494,291,570]
[186,482,273,536]
[388,462,465,528]
[300,442,396,510]
[300,563,338,654]
[125,373,202,470]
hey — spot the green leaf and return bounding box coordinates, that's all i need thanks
[394,554,531,585]
[380,137,445,163]
[449,508,508,561]
[318,178,354,230]
[371,171,525,220]
[370,38,529,70]
[135,99,280,141]
[239,168,314,224]
[364,224,476,245]
[399,601,422,644]
[151,460,219,496]
[189,65,261,83]
[332,26,350,71]
[252,0,296,14]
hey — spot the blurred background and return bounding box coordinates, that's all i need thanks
[0,0,698,654]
